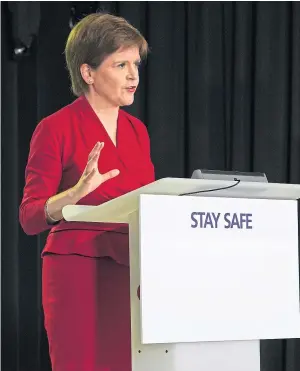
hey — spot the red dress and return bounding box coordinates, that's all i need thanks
[19,96,155,371]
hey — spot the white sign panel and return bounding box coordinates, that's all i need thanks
[139,194,300,344]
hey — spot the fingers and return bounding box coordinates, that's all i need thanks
[85,154,98,175]
[83,142,119,185]
[87,142,99,161]
[85,142,103,174]
[101,169,120,183]
[88,142,104,161]
[82,168,120,187]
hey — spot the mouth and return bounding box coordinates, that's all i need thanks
[125,86,137,93]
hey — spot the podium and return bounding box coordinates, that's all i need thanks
[62,178,300,371]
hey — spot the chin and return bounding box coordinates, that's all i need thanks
[120,97,135,107]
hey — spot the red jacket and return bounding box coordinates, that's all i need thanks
[19,96,155,265]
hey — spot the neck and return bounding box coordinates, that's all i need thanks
[84,92,119,122]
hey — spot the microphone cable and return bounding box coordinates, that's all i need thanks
[179,178,241,196]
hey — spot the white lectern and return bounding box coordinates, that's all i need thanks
[62,178,300,371]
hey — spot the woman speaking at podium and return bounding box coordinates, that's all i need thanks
[19,13,155,371]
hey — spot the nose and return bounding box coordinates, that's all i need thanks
[127,64,138,81]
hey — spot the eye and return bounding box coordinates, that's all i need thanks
[117,63,126,69]
[135,61,142,69]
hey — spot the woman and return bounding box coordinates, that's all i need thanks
[19,13,155,371]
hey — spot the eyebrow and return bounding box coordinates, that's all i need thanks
[113,59,141,64]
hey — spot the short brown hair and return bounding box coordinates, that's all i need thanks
[64,13,149,96]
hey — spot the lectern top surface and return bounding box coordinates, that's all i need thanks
[62,178,300,223]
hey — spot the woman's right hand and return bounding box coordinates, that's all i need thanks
[73,141,120,200]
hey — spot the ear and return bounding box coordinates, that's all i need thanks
[80,63,94,85]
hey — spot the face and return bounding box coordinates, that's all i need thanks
[82,46,141,108]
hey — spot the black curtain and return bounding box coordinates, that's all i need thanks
[2,1,300,371]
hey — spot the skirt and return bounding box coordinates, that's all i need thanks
[42,254,131,371]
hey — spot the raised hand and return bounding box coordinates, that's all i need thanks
[74,142,120,199]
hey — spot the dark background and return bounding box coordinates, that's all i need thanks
[2,1,300,370]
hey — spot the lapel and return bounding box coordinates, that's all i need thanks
[76,95,129,169]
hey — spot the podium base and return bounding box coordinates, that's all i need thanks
[129,211,260,371]
[132,340,260,371]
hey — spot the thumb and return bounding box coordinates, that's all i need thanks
[101,169,120,183]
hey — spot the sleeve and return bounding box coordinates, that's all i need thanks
[19,118,63,235]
